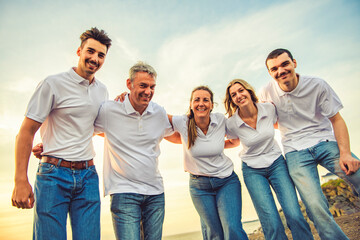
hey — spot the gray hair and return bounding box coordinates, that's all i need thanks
[129,61,157,82]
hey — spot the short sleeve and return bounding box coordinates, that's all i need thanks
[269,103,278,124]
[318,81,343,118]
[160,108,174,137]
[172,115,186,133]
[25,79,55,123]
[258,87,267,102]
[94,103,106,134]
[225,117,238,139]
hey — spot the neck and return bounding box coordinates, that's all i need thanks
[129,96,147,115]
[194,115,210,133]
[238,103,257,119]
[74,67,94,83]
[280,73,299,92]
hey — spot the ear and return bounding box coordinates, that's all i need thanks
[126,79,132,90]
[76,47,81,57]
[293,58,297,68]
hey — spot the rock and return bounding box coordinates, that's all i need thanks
[249,179,360,239]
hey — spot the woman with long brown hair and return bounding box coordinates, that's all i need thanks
[169,85,248,240]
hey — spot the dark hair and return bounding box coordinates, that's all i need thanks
[187,86,214,149]
[265,48,293,68]
[80,27,112,51]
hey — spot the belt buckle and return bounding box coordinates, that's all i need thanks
[70,161,76,170]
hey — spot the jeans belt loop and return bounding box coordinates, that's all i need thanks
[56,159,62,168]
[85,161,89,169]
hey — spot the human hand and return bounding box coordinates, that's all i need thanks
[339,154,360,175]
[32,143,43,159]
[114,92,128,102]
[11,181,35,209]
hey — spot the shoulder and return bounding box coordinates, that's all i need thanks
[261,80,276,91]
[259,81,277,99]
[299,75,333,94]
[172,114,188,125]
[42,71,68,85]
[150,101,166,113]
[300,75,326,86]
[226,113,237,126]
[259,102,274,109]
[94,78,108,91]
[258,102,276,115]
[213,112,226,121]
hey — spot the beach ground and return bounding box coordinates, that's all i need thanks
[248,211,360,240]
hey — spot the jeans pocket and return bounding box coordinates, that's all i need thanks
[37,162,55,175]
[88,165,98,174]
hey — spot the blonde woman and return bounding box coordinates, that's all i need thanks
[224,79,313,240]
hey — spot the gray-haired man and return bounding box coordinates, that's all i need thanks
[94,62,174,240]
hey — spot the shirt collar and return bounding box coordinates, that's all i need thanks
[124,94,154,115]
[234,103,266,127]
[274,74,302,97]
[69,67,98,86]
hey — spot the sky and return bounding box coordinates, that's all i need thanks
[1,0,360,239]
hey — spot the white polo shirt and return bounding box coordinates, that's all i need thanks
[26,68,108,161]
[172,113,234,178]
[94,95,174,196]
[227,103,282,168]
[259,75,343,154]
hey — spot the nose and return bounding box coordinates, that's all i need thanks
[278,66,286,74]
[198,100,205,106]
[89,54,99,63]
[144,87,151,95]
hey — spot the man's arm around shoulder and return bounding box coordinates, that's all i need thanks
[329,113,360,175]
[12,117,41,209]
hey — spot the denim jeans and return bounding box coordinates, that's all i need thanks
[189,171,248,240]
[110,193,165,240]
[242,155,313,240]
[285,141,360,240]
[33,162,100,240]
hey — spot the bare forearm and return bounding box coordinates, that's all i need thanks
[14,131,35,182]
[225,138,240,149]
[329,113,359,175]
[330,114,351,156]
[14,118,42,182]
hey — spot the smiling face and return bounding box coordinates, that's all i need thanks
[127,71,156,115]
[190,89,213,119]
[266,52,298,92]
[229,83,253,108]
[76,38,107,82]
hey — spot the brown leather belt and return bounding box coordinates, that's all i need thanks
[41,156,94,170]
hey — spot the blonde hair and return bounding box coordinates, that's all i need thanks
[224,79,258,117]
[187,86,214,149]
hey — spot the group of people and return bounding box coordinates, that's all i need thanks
[11,27,360,240]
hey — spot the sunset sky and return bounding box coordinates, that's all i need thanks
[1,0,360,239]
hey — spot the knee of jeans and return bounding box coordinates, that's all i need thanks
[263,219,284,234]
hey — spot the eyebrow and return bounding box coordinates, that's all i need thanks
[87,47,106,56]
[270,60,290,71]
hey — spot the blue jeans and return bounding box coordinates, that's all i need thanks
[33,162,100,240]
[189,171,248,240]
[242,155,313,240]
[285,141,360,240]
[110,193,165,240]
